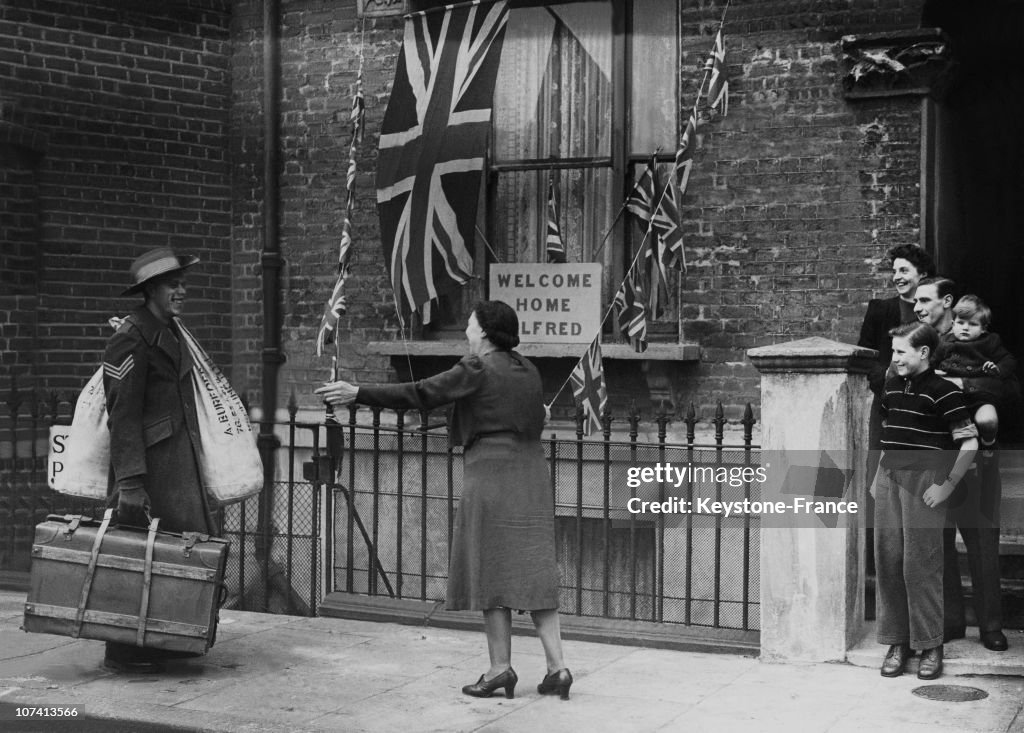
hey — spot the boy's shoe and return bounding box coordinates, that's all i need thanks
[917,645,943,680]
[881,643,912,677]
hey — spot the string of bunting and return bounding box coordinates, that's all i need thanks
[316,21,367,357]
[552,9,731,433]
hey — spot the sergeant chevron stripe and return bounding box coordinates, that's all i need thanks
[103,355,134,380]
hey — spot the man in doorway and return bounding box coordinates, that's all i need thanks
[102,247,218,671]
[913,276,1008,652]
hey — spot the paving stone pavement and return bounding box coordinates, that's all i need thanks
[2,591,1024,733]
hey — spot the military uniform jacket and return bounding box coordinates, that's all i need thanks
[103,305,213,533]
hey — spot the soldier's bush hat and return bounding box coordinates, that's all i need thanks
[122,247,200,296]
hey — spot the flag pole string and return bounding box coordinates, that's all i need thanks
[316,17,367,360]
[341,18,368,367]
[475,224,503,264]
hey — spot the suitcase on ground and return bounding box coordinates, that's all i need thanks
[23,509,230,654]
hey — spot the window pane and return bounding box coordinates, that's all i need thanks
[493,3,613,162]
[493,168,614,267]
[631,0,677,155]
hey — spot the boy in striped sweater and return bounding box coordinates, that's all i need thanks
[873,322,978,681]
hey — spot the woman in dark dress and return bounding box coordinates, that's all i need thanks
[317,301,572,701]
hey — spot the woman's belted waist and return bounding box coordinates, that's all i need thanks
[466,430,525,449]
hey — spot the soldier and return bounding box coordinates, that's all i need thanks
[102,247,217,671]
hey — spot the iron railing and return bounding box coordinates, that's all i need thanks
[2,373,760,631]
[323,401,761,631]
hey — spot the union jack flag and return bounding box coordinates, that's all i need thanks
[674,110,698,195]
[546,175,566,263]
[704,29,728,116]
[613,273,648,353]
[652,167,685,275]
[569,338,608,436]
[627,159,656,223]
[376,1,509,325]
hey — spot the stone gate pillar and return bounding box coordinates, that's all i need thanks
[748,337,876,662]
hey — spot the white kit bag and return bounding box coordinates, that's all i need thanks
[177,320,264,505]
[53,317,263,505]
[51,366,110,501]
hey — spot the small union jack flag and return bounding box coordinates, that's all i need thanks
[376,1,510,325]
[652,167,685,275]
[674,110,698,196]
[546,175,567,263]
[627,160,656,223]
[613,273,648,353]
[704,29,728,116]
[569,338,608,436]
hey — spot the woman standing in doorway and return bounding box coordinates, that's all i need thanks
[858,244,936,393]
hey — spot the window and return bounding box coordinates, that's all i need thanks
[430,0,680,339]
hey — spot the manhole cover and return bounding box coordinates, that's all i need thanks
[913,685,989,702]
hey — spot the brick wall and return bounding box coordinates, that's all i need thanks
[227,0,932,428]
[0,0,234,397]
[230,0,402,414]
[672,0,928,419]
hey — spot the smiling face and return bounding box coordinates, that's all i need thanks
[913,283,949,328]
[891,257,923,301]
[145,273,186,322]
[891,335,929,377]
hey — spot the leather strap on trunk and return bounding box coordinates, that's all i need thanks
[74,508,113,637]
[136,517,161,647]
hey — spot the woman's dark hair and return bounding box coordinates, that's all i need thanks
[885,245,936,278]
[473,300,520,351]
[889,322,939,356]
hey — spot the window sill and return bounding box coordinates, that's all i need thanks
[365,340,700,361]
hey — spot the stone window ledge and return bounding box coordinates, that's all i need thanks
[365,340,700,361]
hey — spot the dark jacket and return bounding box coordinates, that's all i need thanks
[858,296,916,395]
[103,306,213,533]
[934,331,1021,411]
[935,331,1017,378]
[356,351,546,447]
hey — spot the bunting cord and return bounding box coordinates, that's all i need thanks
[475,224,504,264]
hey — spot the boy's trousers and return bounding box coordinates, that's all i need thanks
[874,466,947,650]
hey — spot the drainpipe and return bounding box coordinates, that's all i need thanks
[258,0,285,612]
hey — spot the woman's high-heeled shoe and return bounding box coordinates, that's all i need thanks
[537,668,573,700]
[462,668,518,699]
